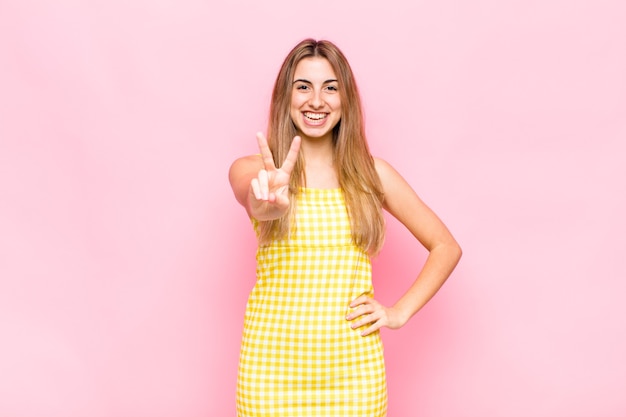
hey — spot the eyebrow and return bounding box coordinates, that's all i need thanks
[292,78,338,84]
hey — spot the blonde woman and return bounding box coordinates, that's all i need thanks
[229,38,462,417]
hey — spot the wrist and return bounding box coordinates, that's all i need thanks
[391,304,414,327]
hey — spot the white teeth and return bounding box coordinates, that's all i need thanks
[304,112,327,120]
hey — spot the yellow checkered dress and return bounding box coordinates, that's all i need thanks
[237,187,387,417]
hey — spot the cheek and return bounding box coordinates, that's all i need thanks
[288,97,298,112]
[290,100,303,117]
[289,105,299,119]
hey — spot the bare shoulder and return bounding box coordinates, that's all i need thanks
[230,154,263,173]
[229,154,263,183]
[373,157,395,180]
[373,157,413,196]
[373,156,427,225]
[229,154,263,207]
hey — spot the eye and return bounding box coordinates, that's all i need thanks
[295,83,310,91]
[325,85,338,92]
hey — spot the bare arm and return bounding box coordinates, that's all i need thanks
[348,158,462,336]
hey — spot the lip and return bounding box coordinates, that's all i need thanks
[302,111,329,127]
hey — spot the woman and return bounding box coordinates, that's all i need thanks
[229,38,462,417]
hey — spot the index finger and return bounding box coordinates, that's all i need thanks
[349,294,371,308]
[278,136,301,175]
[256,132,276,170]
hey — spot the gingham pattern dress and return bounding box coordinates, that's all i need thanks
[237,187,387,417]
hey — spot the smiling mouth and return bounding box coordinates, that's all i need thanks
[303,112,328,121]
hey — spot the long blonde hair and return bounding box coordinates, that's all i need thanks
[258,39,385,255]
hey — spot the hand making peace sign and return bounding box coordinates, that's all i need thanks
[248,132,301,221]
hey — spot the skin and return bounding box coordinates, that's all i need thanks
[289,57,342,145]
[229,56,462,337]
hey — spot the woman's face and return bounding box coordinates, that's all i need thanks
[289,57,342,141]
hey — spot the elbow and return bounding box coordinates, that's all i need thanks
[442,238,462,267]
[453,242,463,263]
[430,238,462,268]
[449,240,463,270]
[450,233,462,257]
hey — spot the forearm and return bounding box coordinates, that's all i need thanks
[392,242,462,324]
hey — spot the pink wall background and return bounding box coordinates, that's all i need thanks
[1,0,624,416]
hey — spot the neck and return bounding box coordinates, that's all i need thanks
[299,134,334,162]
[299,134,338,189]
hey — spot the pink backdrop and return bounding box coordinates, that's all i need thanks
[1,1,625,416]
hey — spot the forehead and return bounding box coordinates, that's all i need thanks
[293,57,337,81]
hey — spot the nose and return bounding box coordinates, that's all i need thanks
[309,89,324,109]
